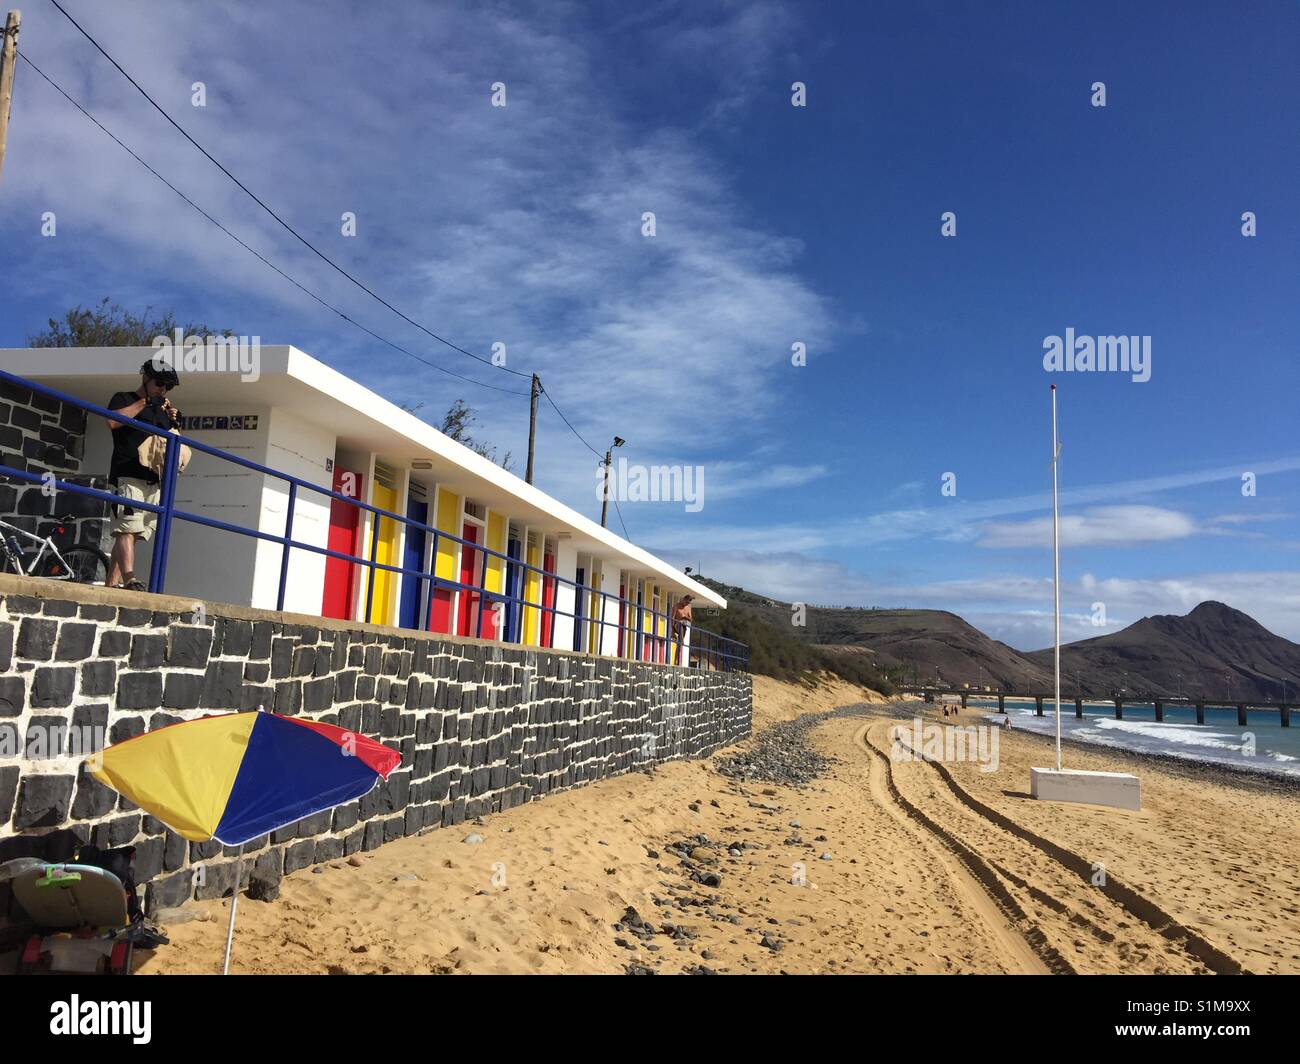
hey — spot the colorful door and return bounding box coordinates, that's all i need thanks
[456,522,479,637]
[428,487,460,634]
[321,467,363,620]
[573,567,585,652]
[504,536,521,642]
[640,581,652,661]
[365,479,398,625]
[523,539,541,645]
[480,512,507,640]
[540,547,556,649]
[397,496,427,629]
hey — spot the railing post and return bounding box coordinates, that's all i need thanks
[364,505,381,624]
[148,429,182,595]
[276,481,297,612]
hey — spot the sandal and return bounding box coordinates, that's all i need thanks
[124,579,147,592]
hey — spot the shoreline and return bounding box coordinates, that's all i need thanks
[938,700,1300,796]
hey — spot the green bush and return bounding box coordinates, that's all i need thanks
[699,605,893,695]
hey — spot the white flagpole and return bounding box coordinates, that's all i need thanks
[1051,385,1062,772]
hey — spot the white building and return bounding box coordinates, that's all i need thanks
[0,346,726,664]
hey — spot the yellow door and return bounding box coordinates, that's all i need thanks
[367,482,398,625]
[523,539,541,645]
[484,511,507,639]
[428,487,461,633]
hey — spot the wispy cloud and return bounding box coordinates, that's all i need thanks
[639,455,1300,555]
[2,0,831,516]
[978,505,1198,549]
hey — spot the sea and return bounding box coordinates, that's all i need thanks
[966,697,1300,779]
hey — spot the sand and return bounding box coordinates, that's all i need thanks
[141,684,1300,975]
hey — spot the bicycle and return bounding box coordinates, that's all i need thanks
[0,514,110,585]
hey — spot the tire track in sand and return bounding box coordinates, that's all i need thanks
[884,731,1248,976]
[858,723,1065,974]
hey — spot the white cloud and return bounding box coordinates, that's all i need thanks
[3,0,832,518]
[978,505,1198,549]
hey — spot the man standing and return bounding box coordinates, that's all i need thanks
[670,594,694,665]
[104,359,180,590]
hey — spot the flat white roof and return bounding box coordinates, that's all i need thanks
[0,346,725,608]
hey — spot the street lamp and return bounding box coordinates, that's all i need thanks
[600,436,626,528]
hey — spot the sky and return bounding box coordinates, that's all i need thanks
[1,0,1297,648]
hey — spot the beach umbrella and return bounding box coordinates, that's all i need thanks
[87,710,401,973]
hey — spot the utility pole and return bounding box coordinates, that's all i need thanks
[599,436,624,528]
[524,374,540,485]
[0,10,20,186]
[600,449,612,527]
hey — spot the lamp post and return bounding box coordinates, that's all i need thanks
[600,436,625,528]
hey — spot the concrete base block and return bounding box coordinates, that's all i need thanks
[1030,767,1141,811]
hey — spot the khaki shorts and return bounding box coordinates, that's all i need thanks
[111,477,161,541]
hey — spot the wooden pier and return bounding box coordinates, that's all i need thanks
[904,686,1292,726]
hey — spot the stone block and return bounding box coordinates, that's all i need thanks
[167,626,214,668]
[1030,767,1141,811]
[55,623,96,661]
[32,666,76,707]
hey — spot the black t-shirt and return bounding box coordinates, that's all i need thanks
[108,390,173,484]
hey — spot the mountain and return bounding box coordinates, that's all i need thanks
[698,578,1299,702]
[696,579,1053,692]
[1024,601,1300,702]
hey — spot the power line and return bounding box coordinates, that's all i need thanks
[46,0,532,381]
[611,496,632,541]
[45,0,624,506]
[24,51,631,538]
[538,383,630,538]
[539,386,602,458]
[40,2,634,531]
[17,49,530,398]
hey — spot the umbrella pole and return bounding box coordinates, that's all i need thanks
[222,847,243,975]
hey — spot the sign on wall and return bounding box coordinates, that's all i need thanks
[180,415,260,431]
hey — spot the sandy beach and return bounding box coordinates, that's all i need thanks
[142,677,1300,975]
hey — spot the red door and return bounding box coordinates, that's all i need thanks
[321,467,363,620]
[540,550,556,648]
[456,523,479,637]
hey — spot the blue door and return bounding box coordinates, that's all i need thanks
[398,498,428,629]
[504,537,521,642]
[573,567,585,651]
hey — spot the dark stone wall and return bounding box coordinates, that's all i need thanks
[0,579,751,929]
[0,377,112,554]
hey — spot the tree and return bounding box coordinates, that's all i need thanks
[438,398,514,472]
[28,298,231,347]
[396,397,514,472]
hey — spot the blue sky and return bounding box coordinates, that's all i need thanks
[2,0,1297,646]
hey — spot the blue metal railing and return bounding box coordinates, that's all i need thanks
[0,369,749,672]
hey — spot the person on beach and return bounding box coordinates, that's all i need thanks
[105,359,181,590]
[670,594,694,664]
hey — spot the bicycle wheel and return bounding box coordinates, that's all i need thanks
[43,546,110,585]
